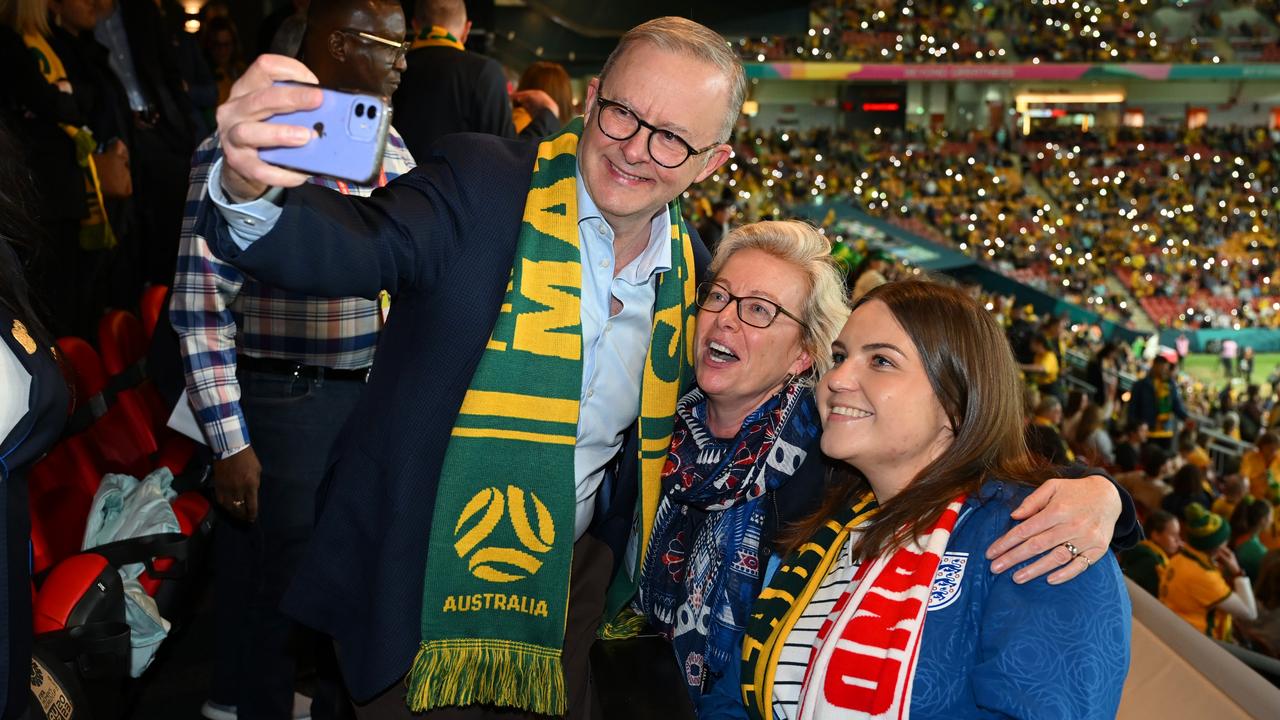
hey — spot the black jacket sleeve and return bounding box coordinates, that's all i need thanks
[1058,463,1141,551]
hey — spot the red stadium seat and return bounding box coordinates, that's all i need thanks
[57,337,107,402]
[28,436,103,574]
[32,554,124,636]
[139,284,168,343]
[97,311,147,379]
[98,310,198,475]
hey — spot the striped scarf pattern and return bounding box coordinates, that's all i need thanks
[406,117,695,715]
[742,494,965,719]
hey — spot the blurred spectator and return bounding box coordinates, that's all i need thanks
[1121,509,1181,597]
[1214,473,1250,521]
[1085,340,1120,408]
[1162,464,1214,521]
[202,16,246,105]
[1025,394,1073,465]
[392,0,558,159]
[1241,383,1265,442]
[1120,443,1177,512]
[1177,429,1211,472]
[1241,346,1257,385]
[1061,388,1088,441]
[160,0,216,139]
[511,60,572,133]
[1021,333,1061,403]
[1231,497,1273,582]
[1241,551,1280,657]
[1115,419,1149,472]
[1161,503,1257,641]
[1130,357,1187,449]
[92,0,196,285]
[1072,403,1113,466]
[696,198,734,255]
[0,0,92,335]
[849,248,890,301]
[1222,410,1243,441]
[1222,337,1239,378]
[1240,431,1280,500]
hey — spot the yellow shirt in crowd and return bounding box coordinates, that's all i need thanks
[1025,350,1058,385]
[1238,449,1280,501]
[1160,547,1234,641]
[1211,496,1239,522]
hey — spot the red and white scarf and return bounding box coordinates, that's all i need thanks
[795,497,966,720]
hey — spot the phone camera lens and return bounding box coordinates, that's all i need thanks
[355,102,366,117]
[367,105,378,119]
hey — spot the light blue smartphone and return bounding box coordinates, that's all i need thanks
[260,81,391,184]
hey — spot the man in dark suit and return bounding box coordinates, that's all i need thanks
[198,14,1128,720]
[94,0,196,285]
[202,16,740,718]
[391,0,559,159]
[696,198,733,255]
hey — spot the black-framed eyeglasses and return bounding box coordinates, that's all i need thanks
[337,28,411,61]
[594,90,724,169]
[696,281,806,329]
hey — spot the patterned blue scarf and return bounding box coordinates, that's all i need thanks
[637,379,821,703]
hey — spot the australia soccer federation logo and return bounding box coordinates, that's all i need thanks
[453,485,555,583]
[927,551,968,611]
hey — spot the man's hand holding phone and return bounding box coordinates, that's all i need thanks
[216,54,322,202]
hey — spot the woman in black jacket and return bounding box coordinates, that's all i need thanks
[0,116,69,720]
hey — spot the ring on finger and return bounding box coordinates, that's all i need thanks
[1077,554,1091,570]
[1061,541,1081,559]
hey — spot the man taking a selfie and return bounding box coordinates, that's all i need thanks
[195,14,1127,720]
[171,0,414,717]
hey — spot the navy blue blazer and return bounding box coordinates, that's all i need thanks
[0,306,67,718]
[201,132,710,701]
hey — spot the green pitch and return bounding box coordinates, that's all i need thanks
[1180,353,1280,391]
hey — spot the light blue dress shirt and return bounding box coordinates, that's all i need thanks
[207,160,672,539]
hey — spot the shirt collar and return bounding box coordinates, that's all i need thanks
[576,163,672,285]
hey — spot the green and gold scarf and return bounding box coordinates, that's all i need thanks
[23,33,117,252]
[410,24,465,51]
[740,492,878,719]
[407,117,696,715]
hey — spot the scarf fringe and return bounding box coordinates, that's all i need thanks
[406,640,566,716]
[598,608,648,640]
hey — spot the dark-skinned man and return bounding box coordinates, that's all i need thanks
[196,16,1132,720]
[170,0,414,718]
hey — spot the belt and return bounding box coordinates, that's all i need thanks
[239,355,371,382]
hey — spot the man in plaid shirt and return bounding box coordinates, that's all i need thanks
[170,0,415,717]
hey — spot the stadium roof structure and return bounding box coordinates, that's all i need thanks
[746,62,1280,82]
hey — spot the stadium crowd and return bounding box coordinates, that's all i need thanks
[687,123,1280,330]
[735,0,1280,65]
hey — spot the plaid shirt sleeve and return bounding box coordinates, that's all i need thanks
[171,135,252,459]
[383,126,416,178]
